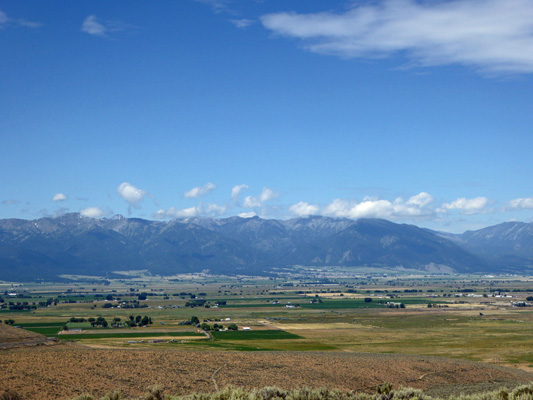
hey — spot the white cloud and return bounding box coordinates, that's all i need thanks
[155,206,199,219]
[205,203,227,215]
[238,212,257,218]
[0,10,7,25]
[323,192,434,219]
[81,15,127,37]
[184,182,216,199]
[439,197,489,214]
[80,207,105,218]
[231,19,254,29]
[243,196,262,208]
[154,202,226,219]
[52,193,67,202]
[241,187,278,209]
[231,184,249,202]
[406,192,433,207]
[117,182,147,207]
[259,187,277,202]
[261,0,533,74]
[289,201,319,217]
[507,197,533,210]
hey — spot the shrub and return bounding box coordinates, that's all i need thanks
[0,390,23,400]
[100,391,122,400]
[144,385,166,400]
[68,383,533,400]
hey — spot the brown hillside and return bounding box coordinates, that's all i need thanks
[0,323,55,349]
[1,347,532,400]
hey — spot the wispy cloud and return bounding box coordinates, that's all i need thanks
[81,15,128,37]
[194,0,232,14]
[1,199,21,205]
[231,19,254,29]
[261,0,533,74]
[0,9,42,29]
[184,182,216,199]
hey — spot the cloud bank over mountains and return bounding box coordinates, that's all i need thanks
[21,181,531,232]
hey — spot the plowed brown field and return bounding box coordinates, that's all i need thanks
[1,345,532,400]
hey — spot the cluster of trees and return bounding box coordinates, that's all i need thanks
[2,319,15,325]
[185,299,207,308]
[91,317,109,328]
[38,298,58,307]
[69,315,153,328]
[200,322,237,331]
[172,292,206,298]
[180,316,238,331]
[126,315,153,327]
[386,303,405,309]
[64,316,108,329]
[101,299,147,309]
[2,302,37,311]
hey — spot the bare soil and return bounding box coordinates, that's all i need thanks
[1,345,532,400]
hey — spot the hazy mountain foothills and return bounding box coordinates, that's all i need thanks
[0,213,532,281]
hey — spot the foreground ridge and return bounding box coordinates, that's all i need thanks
[3,383,532,400]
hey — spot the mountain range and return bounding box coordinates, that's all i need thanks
[0,213,532,281]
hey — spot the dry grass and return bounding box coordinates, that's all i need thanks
[1,346,532,400]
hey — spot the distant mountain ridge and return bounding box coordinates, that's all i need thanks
[0,213,532,281]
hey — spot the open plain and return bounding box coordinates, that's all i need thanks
[1,272,532,399]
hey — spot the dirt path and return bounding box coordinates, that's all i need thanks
[210,360,227,391]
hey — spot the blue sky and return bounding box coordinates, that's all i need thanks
[1,0,532,233]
